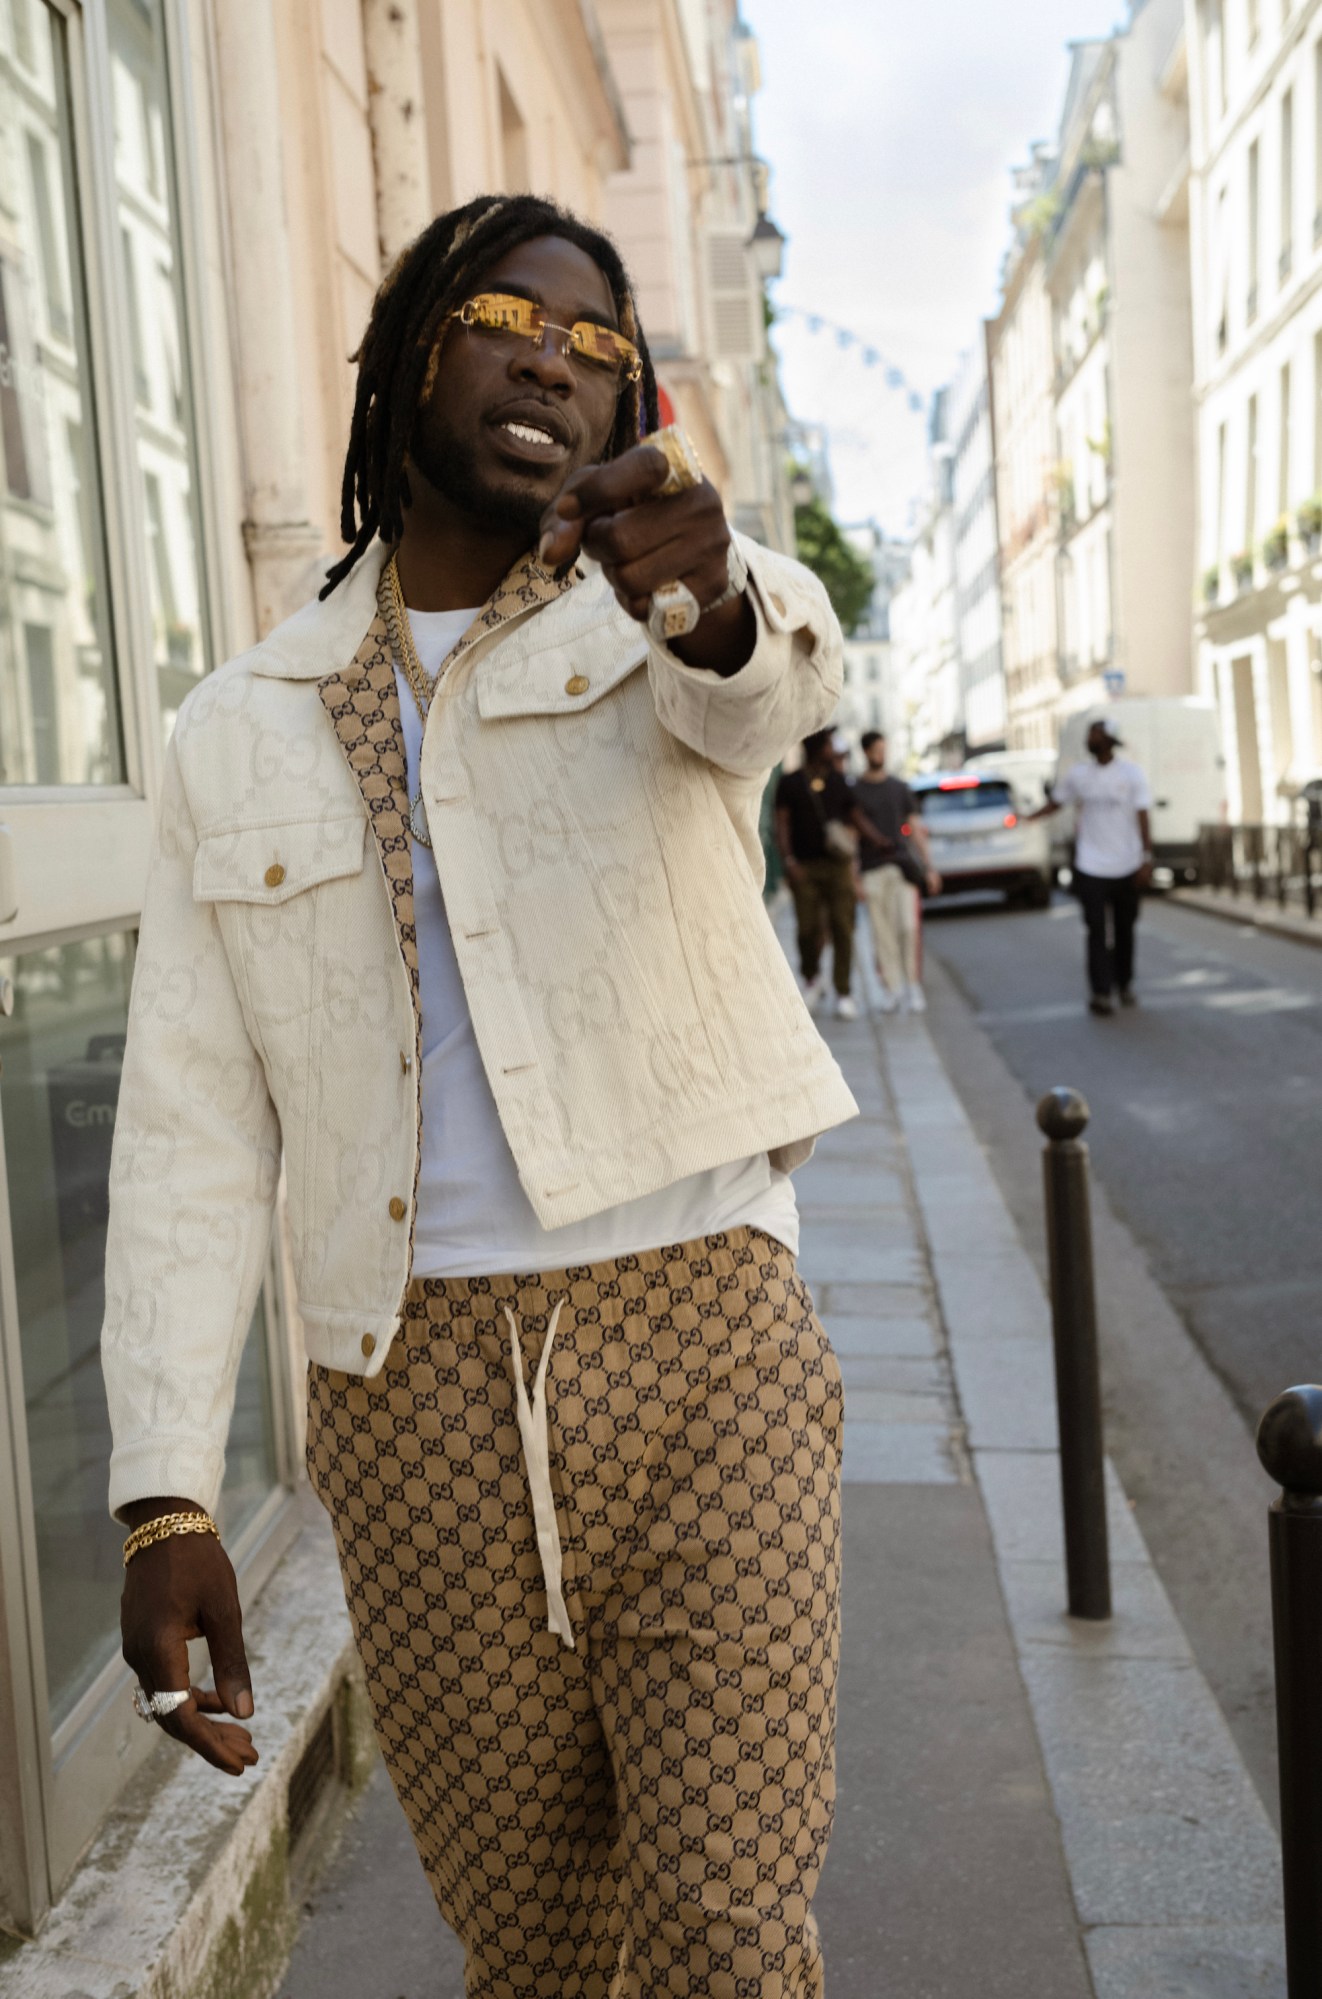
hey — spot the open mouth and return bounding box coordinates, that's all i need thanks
[489,410,572,464]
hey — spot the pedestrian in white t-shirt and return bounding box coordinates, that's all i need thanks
[1031,718,1153,1015]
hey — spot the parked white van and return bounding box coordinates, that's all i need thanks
[1054,699,1226,884]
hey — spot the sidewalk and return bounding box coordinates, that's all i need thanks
[1172,881,1322,948]
[276,924,1287,1997]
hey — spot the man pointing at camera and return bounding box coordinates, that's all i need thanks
[103,194,854,1997]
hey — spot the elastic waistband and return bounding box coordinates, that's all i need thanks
[402,1225,791,1323]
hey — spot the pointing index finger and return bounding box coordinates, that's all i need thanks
[539,445,677,568]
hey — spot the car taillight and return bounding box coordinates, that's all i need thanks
[1003,812,1018,828]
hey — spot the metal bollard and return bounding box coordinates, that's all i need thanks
[1036,1088,1111,1620]
[1256,1386,1322,1996]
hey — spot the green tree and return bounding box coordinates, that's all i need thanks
[793,497,875,636]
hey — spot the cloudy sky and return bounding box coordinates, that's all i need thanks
[744,0,1128,532]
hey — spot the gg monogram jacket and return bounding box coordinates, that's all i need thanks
[102,534,857,1517]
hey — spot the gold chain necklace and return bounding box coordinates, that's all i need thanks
[382,554,437,848]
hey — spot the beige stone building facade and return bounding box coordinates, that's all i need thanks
[1188,0,1322,822]
[0,0,791,1958]
[989,155,1063,752]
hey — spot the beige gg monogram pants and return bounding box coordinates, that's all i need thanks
[306,1229,843,1998]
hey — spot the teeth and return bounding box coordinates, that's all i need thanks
[503,421,556,445]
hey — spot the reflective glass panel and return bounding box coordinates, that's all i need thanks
[0,933,279,1728]
[107,0,208,740]
[0,2,122,786]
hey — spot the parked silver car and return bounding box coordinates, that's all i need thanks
[910,773,1054,907]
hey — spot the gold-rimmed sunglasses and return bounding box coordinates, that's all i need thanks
[447,291,643,383]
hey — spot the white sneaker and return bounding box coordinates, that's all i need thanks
[874,986,901,1014]
[801,976,825,1013]
[906,983,928,1014]
[833,994,859,1020]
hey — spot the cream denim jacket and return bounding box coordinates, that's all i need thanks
[102,535,857,1517]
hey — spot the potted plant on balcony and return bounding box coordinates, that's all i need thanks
[1263,517,1290,571]
[1231,549,1255,591]
[1296,496,1322,555]
[1201,564,1221,606]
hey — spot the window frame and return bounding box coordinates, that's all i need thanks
[0,0,300,1935]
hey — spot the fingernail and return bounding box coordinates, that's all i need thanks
[235,1690,254,1719]
[538,534,555,565]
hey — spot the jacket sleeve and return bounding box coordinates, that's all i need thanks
[645,534,844,778]
[101,729,281,1522]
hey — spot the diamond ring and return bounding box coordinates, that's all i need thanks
[648,579,702,643]
[133,1686,191,1723]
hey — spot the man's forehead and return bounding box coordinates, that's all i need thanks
[475,236,618,325]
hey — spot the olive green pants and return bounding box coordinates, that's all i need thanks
[790,857,855,995]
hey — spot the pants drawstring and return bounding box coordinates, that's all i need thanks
[503,1299,574,1649]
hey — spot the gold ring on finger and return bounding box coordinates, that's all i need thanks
[641,426,703,496]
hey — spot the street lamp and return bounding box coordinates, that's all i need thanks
[747,212,787,282]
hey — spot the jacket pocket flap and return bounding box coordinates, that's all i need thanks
[193,816,368,905]
[476,622,648,720]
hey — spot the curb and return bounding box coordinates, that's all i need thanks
[876,1012,1286,1999]
[1170,885,1322,950]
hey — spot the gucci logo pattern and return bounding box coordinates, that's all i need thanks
[314,553,580,1270]
[306,1228,843,1997]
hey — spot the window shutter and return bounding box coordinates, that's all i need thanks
[706,228,762,362]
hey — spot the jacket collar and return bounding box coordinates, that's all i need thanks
[250,538,616,682]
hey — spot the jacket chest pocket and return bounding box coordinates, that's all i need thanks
[193,816,369,1024]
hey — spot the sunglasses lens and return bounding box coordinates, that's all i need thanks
[571,322,634,371]
[467,293,539,335]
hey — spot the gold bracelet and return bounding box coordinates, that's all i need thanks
[123,1510,219,1568]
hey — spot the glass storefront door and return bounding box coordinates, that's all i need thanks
[0,0,294,1933]
[0,933,281,1731]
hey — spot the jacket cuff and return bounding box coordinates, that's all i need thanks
[109,1438,227,1525]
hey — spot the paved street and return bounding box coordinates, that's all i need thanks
[924,890,1322,1427]
[921,887,1322,1814]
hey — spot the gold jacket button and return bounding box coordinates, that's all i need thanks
[565,674,590,696]
[388,1196,407,1221]
[360,1333,376,1359]
[264,863,286,888]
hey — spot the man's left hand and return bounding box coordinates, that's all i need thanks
[538,444,756,674]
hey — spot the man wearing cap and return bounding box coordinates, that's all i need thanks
[1031,718,1153,1015]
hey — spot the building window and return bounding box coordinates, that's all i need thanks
[2,14,121,789]
[1315,42,1322,244]
[0,0,291,1931]
[1281,88,1294,281]
[1314,330,1322,494]
[1247,0,1260,50]
[1280,361,1292,517]
[1206,0,1226,121]
[1215,184,1230,354]
[1245,392,1259,554]
[1247,138,1260,324]
[109,0,211,741]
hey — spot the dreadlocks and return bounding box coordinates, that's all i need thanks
[320,193,661,596]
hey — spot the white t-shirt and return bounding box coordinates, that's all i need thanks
[1057,755,1152,879]
[395,606,799,1277]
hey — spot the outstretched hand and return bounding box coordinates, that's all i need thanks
[539,443,755,673]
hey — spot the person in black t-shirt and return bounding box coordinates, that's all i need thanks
[852,730,939,1013]
[774,729,858,1017]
